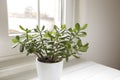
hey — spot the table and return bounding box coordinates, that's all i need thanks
[62,60,120,80]
[31,59,120,80]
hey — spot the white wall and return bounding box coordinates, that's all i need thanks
[76,0,120,69]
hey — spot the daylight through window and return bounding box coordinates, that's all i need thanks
[7,0,61,34]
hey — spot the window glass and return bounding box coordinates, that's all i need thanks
[7,0,61,34]
[7,0,37,34]
[39,0,61,30]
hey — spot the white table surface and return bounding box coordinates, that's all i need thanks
[1,58,120,80]
[62,61,120,80]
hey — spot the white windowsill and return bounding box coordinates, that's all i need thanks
[0,56,120,80]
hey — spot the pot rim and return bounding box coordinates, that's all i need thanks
[36,57,63,64]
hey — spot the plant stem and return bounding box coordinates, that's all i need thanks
[34,52,41,59]
[38,52,44,58]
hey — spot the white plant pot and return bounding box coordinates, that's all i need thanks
[36,58,63,80]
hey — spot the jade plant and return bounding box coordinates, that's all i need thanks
[12,23,89,63]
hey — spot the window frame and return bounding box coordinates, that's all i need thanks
[0,0,75,58]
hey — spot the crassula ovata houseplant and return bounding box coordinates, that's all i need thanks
[12,23,89,80]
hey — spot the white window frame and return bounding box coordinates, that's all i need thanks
[0,0,75,59]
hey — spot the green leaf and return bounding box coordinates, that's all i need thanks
[81,24,88,30]
[54,25,57,30]
[84,43,89,47]
[47,52,53,56]
[25,28,29,33]
[59,35,70,40]
[66,41,71,48]
[44,33,49,38]
[73,54,80,58]
[68,28,73,32]
[75,23,80,32]
[19,25,25,31]
[34,29,38,32]
[12,38,19,43]
[59,40,67,44]
[71,32,75,36]
[58,47,66,51]
[12,43,19,48]
[77,39,82,47]
[56,51,62,54]
[27,30,31,33]
[28,48,34,53]
[16,36,20,40]
[72,27,76,32]
[79,32,87,37]
[79,43,89,52]
[20,44,24,52]
[54,25,59,33]
[47,32,55,38]
[47,48,54,51]
[61,24,66,30]
[41,25,45,31]
[36,25,40,32]
[48,41,54,44]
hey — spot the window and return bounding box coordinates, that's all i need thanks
[0,0,75,57]
[7,0,61,34]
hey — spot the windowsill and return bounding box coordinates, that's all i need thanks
[0,56,120,80]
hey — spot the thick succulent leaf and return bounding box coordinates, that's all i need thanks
[59,40,67,44]
[27,30,31,33]
[41,25,45,31]
[20,44,24,52]
[16,36,20,40]
[48,41,54,44]
[12,43,19,48]
[73,54,80,58]
[81,24,88,30]
[28,48,34,53]
[34,29,38,32]
[79,32,87,37]
[47,32,55,38]
[47,48,54,51]
[77,39,82,47]
[68,28,73,32]
[19,25,25,31]
[79,43,89,52]
[58,47,66,51]
[72,27,76,32]
[12,38,19,43]
[54,25,59,32]
[47,52,53,56]
[65,41,71,48]
[71,32,75,36]
[56,51,63,54]
[44,32,49,37]
[75,23,80,32]
[36,25,40,32]
[59,35,70,40]
[61,24,66,30]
